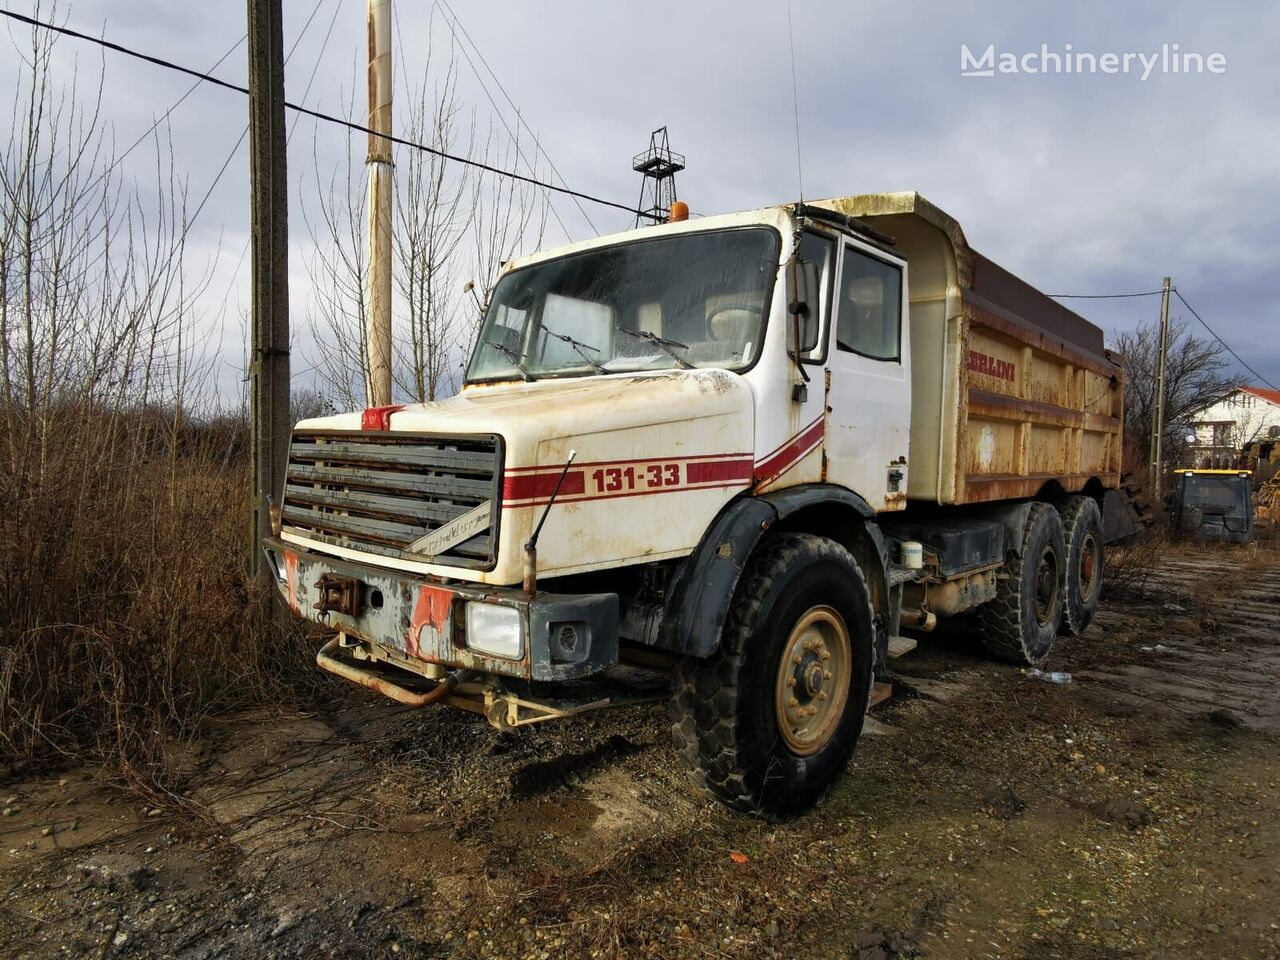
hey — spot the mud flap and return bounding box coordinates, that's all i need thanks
[1102,488,1140,544]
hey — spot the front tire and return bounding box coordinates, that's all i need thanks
[669,533,875,819]
[979,502,1065,665]
[1059,495,1104,636]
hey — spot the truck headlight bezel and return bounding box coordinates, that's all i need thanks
[464,601,524,660]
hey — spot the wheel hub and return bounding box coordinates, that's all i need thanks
[800,657,825,697]
[1079,532,1101,600]
[1034,543,1061,625]
[774,606,852,756]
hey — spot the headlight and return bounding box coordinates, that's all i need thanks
[465,602,523,660]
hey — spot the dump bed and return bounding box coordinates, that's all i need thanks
[818,192,1124,505]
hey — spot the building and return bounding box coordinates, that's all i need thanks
[1186,386,1280,467]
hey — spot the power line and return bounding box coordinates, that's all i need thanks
[1174,288,1280,393]
[189,0,331,239]
[107,34,246,183]
[389,3,573,245]
[1048,290,1165,299]
[1050,284,1277,391]
[434,0,599,236]
[218,0,345,373]
[0,7,647,220]
[427,3,572,243]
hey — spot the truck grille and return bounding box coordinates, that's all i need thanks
[281,431,502,569]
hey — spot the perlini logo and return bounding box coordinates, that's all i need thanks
[960,43,1227,80]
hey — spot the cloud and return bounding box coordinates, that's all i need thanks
[3,0,1276,394]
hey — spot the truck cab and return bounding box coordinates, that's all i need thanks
[264,192,1128,817]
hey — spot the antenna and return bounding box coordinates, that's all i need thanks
[632,126,685,226]
[785,0,804,203]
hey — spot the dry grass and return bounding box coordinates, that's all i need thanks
[1104,533,1163,598]
[0,410,319,787]
[0,16,324,789]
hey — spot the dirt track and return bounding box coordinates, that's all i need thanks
[2,543,1278,959]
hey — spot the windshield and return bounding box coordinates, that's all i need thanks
[466,227,780,382]
[1183,475,1249,515]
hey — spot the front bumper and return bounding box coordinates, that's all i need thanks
[263,537,618,681]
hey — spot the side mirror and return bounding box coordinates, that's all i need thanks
[786,257,820,354]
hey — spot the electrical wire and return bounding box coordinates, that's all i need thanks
[1051,286,1276,390]
[388,3,572,246]
[0,7,647,219]
[425,2,572,243]
[434,0,598,236]
[1174,289,1280,393]
[189,0,332,237]
[106,34,246,185]
[1048,290,1165,299]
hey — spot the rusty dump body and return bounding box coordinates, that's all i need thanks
[819,192,1124,505]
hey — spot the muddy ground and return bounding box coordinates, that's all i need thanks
[2,542,1278,960]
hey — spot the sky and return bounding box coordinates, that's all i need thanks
[4,0,1278,400]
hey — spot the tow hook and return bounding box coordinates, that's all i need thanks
[314,573,363,617]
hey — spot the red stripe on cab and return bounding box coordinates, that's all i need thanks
[686,457,754,484]
[503,470,587,503]
[754,418,824,485]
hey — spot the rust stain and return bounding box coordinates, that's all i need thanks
[407,584,454,659]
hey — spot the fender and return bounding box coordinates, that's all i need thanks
[760,483,876,521]
[656,496,777,658]
[657,484,882,659]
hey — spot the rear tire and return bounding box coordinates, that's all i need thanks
[669,533,874,819]
[979,502,1065,666]
[1059,495,1104,636]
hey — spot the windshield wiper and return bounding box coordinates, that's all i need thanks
[617,328,694,369]
[482,339,535,381]
[539,325,606,373]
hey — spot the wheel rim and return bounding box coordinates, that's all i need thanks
[774,605,852,756]
[1033,544,1061,626]
[1078,532,1102,602]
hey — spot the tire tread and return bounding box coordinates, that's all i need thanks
[668,533,872,816]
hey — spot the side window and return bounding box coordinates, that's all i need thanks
[796,231,835,361]
[836,245,902,361]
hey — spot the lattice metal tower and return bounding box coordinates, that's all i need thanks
[632,126,685,225]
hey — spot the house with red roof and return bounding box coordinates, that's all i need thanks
[1186,386,1280,467]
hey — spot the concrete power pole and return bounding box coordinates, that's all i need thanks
[364,0,394,406]
[1149,276,1173,501]
[247,0,291,581]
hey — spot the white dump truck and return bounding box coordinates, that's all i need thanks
[263,192,1134,817]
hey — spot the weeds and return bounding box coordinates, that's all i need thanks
[0,9,319,787]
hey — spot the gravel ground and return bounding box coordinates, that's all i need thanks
[1,542,1278,959]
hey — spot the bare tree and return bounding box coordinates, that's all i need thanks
[301,111,370,409]
[468,123,549,335]
[303,46,550,406]
[393,55,476,402]
[1112,316,1242,468]
[0,5,296,773]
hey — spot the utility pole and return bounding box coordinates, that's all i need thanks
[364,0,394,406]
[1149,276,1172,501]
[247,0,290,581]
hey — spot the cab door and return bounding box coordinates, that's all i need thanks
[823,239,912,512]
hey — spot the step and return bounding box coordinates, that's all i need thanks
[869,681,894,710]
[887,635,918,658]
